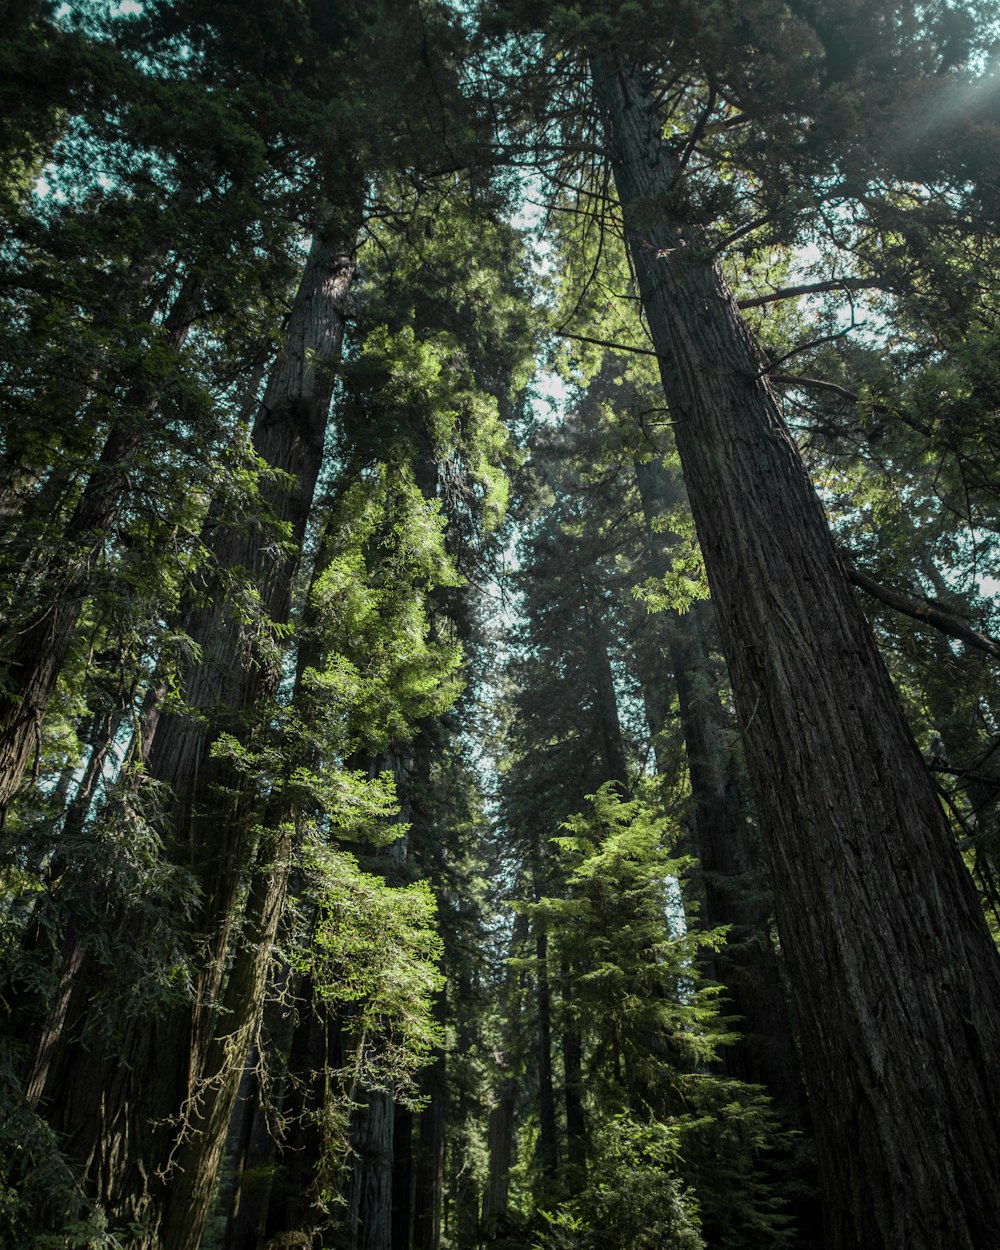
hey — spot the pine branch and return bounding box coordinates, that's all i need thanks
[770,374,893,413]
[761,321,859,375]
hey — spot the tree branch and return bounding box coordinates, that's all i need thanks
[845,562,1000,662]
[771,374,893,413]
[739,278,883,309]
[555,330,658,357]
[761,321,859,376]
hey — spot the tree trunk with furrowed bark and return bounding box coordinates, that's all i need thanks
[592,50,1000,1250]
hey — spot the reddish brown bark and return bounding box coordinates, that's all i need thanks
[593,51,1000,1250]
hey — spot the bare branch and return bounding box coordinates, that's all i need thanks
[740,278,885,309]
[555,330,658,357]
[845,562,1000,662]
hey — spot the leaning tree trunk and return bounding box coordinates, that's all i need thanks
[592,52,1000,1250]
[30,207,359,1249]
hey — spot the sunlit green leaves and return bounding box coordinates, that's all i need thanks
[302,464,465,754]
[296,836,445,1100]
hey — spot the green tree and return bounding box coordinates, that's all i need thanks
[584,30,1000,1250]
[532,783,792,1250]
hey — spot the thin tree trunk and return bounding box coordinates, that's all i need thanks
[593,52,1000,1250]
[222,975,299,1250]
[559,969,586,1192]
[534,923,558,1180]
[216,1050,262,1250]
[261,982,341,1244]
[632,456,805,1115]
[670,605,802,1100]
[482,912,528,1240]
[483,1077,517,1239]
[577,575,630,794]
[0,275,203,815]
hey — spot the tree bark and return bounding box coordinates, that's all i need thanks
[347,1090,395,1250]
[413,1055,445,1250]
[260,981,342,1245]
[391,1102,413,1250]
[592,51,1000,1250]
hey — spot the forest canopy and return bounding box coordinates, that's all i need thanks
[2,1,1000,1248]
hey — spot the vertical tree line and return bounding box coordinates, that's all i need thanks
[2,1,1000,1248]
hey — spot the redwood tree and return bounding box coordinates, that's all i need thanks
[586,43,1000,1250]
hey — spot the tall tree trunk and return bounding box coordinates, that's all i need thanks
[153,212,359,1250]
[392,1103,414,1250]
[592,52,1000,1250]
[578,579,630,793]
[671,604,803,1099]
[29,208,359,1247]
[260,982,342,1244]
[221,969,313,1248]
[219,1047,271,1250]
[412,1055,445,1250]
[482,1076,517,1239]
[482,912,528,1240]
[348,1090,395,1250]
[559,969,586,1193]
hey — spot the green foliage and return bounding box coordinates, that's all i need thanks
[3,0,1000,1242]
[341,177,536,562]
[289,837,445,1215]
[0,1045,130,1248]
[533,1118,704,1250]
[677,1075,797,1250]
[300,463,466,757]
[295,837,445,1099]
[631,502,709,616]
[526,785,795,1248]
[538,785,727,1108]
